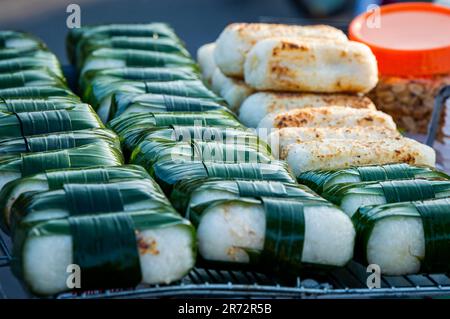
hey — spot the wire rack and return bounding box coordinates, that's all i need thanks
[3,225,450,299]
[0,231,9,268]
[54,264,450,299]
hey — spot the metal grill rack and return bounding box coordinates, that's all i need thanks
[54,264,450,299]
[0,233,9,268]
[0,82,449,299]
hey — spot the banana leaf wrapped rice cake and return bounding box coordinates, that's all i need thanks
[0,52,64,77]
[0,70,66,90]
[297,164,450,194]
[76,36,190,68]
[0,142,123,191]
[136,126,267,155]
[0,31,46,54]
[9,179,172,231]
[0,165,150,232]
[84,78,221,121]
[131,138,272,169]
[323,179,450,217]
[151,160,296,194]
[352,198,450,275]
[79,67,199,94]
[0,128,120,157]
[67,23,181,63]
[190,197,354,273]
[171,178,324,215]
[111,94,227,120]
[79,48,196,78]
[0,87,79,100]
[0,104,103,140]
[0,98,81,113]
[12,210,196,295]
[108,110,243,153]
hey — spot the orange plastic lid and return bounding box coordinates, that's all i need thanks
[349,2,450,76]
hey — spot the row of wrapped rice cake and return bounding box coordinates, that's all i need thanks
[72,24,363,284]
[69,24,228,123]
[109,113,357,273]
[168,163,450,277]
[0,29,197,296]
[298,163,450,275]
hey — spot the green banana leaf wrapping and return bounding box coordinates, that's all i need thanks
[0,47,48,60]
[0,86,79,100]
[131,139,273,170]
[259,197,305,273]
[0,104,104,140]
[324,179,450,207]
[0,128,120,156]
[79,67,198,94]
[0,164,151,232]
[12,209,196,295]
[77,36,191,67]
[171,178,323,214]
[0,70,66,90]
[297,164,450,194]
[0,31,45,50]
[0,142,124,191]
[136,126,270,158]
[69,213,141,291]
[151,160,296,194]
[83,78,221,117]
[0,31,47,60]
[67,23,180,63]
[138,125,256,143]
[0,52,63,77]
[80,48,195,77]
[111,94,227,120]
[352,198,450,273]
[108,110,243,152]
[0,98,81,113]
[10,179,173,231]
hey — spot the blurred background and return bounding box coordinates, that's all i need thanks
[0,0,445,63]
